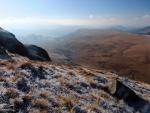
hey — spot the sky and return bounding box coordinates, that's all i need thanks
[0,0,150,29]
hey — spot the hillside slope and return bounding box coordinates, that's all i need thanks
[53,29,150,83]
[0,53,149,113]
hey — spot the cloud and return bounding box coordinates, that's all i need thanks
[89,14,94,19]
[0,17,124,27]
[130,14,150,26]
[142,14,150,19]
[0,15,150,28]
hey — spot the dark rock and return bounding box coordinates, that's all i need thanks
[25,45,51,61]
[73,106,87,113]
[114,80,150,113]
[16,78,30,92]
[0,27,51,61]
[0,28,27,56]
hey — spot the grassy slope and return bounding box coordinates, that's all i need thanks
[54,30,150,83]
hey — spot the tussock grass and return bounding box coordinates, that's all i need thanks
[32,99,49,109]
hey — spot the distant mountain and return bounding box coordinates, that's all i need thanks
[133,26,150,35]
[108,25,132,32]
[105,26,150,35]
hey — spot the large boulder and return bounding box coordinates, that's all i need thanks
[25,45,51,61]
[0,27,51,61]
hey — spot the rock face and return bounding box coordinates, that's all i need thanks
[0,28,27,56]
[0,54,149,113]
[0,27,51,61]
[25,45,51,61]
[114,80,150,113]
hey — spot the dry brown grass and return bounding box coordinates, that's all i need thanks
[11,72,27,82]
[39,110,49,113]
[0,76,6,82]
[29,109,40,113]
[59,96,75,110]
[58,77,67,85]
[40,91,50,98]
[100,92,110,99]
[22,94,32,101]
[32,99,49,109]
[19,62,33,69]
[78,69,95,77]
[13,98,23,109]
[56,30,150,83]
[67,71,75,76]
[5,88,19,99]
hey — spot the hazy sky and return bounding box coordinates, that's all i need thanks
[0,0,150,28]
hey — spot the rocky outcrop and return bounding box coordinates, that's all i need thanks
[0,27,51,61]
[25,45,51,61]
[0,54,149,113]
[0,28,27,56]
[113,80,150,113]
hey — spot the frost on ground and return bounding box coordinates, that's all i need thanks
[0,55,150,113]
